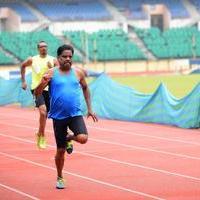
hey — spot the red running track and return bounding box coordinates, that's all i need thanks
[0,105,200,200]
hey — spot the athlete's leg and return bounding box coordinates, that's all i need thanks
[33,91,48,148]
[74,134,88,144]
[53,119,68,183]
[68,116,88,144]
[38,90,49,136]
[55,148,65,178]
[38,104,47,136]
[55,147,65,189]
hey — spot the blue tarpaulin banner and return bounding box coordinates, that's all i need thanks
[0,73,199,128]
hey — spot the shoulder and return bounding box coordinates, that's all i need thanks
[32,55,39,61]
[47,55,58,65]
[73,66,87,77]
[22,56,33,66]
[32,55,38,59]
[47,55,55,60]
[26,56,33,61]
[73,66,85,79]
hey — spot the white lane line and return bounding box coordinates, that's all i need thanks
[1,113,200,146]
[89,138,200,160]
[79,151,200,182]
[0,151,164,200]
[87,126,200,146]
[0,182,40,200]
[0,122,200,160]
[0,132,200,182]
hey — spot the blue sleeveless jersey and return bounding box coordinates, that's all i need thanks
[48,68,82,119]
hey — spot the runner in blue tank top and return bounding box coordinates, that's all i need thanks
[35,44,98,189]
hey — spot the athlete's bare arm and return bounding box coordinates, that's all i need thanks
[20,57,32,90]
[53,58,59,67]
[76,68,98,122]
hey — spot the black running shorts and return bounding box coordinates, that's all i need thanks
[31,90,50,112]
[53,116,88,148]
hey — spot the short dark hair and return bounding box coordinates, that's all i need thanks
[57,44,74,56]
[37,41,47,48]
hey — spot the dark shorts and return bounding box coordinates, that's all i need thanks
[31,90,50,112]
[53,116,88,148]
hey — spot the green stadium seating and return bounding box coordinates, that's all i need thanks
[63,29,146,61]
[134,27,200,59]
[0,51,14,64]
[0,31,82,63]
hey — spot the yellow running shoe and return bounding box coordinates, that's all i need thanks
[66,130,74,154]
[66,141,73,154]
[56,177,65,189]
[36,133,47,149]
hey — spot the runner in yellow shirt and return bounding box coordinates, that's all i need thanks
[20,41,58,149]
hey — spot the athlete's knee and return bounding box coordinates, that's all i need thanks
[40,111,46,118]
[39,105,47,117]
[76,134,88,144]
[55,148,65,158]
